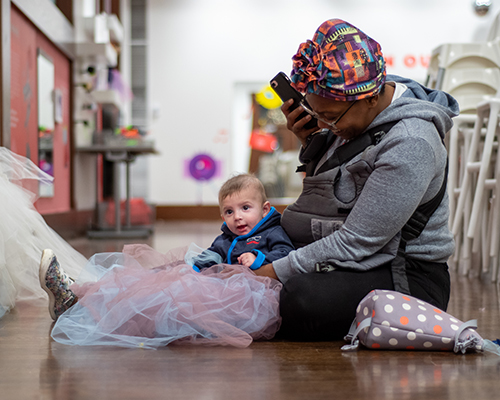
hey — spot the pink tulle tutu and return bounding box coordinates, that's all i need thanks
[51,244,282,349]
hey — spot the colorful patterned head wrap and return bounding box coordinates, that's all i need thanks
[291,19,386,101]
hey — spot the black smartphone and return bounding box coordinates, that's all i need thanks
[270,72,318,130]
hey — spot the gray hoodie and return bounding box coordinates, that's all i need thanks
[274,75,460,283]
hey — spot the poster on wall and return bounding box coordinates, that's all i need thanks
[37,50,55,197]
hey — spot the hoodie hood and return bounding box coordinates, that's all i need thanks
[367,74,460,140]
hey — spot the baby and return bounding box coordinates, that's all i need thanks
[193,173,294,271]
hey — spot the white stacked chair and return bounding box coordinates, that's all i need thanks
[442,68,500,222]
[451,100,500,279]
[425,36,500,280]
[426,42,500,91]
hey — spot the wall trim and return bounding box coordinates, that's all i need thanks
[155,204,289,221]
[12,0,75,59]
[43,205,291,239]
[43,209,94,239]
[156,205,222,221]
[0,0,10,148]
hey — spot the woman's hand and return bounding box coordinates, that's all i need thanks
[252,263,279,281]
[220,263,279,281]
[281,99,319,147]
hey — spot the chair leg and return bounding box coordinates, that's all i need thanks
[491,255,499,283]
[480,194,490,274]
[447,114,478,229]
[489,142,500,281]
[459,188,473,276]
[452,109,486,236]
[467,101,500,239]
[447,124,459,227]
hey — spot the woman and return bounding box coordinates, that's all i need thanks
[254,19,458,340]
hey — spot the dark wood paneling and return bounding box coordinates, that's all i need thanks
[156,205,222,221]
[155,205,289,221]
[42,209,94,239]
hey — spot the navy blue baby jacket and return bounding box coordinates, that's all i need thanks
[194,207,295,270]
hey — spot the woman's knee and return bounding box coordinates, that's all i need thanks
[279,274,319,320]
[279,272,357,340]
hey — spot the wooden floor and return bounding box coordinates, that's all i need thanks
[1,221,500,399]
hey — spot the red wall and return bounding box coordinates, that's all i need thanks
[10,8,37,162]
[10,6,72,214]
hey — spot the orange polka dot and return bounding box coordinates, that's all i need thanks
[433,308,442,314]
[406,346,415,350]
[372,343,381,349]
[372,310,376,318]
[433,325,442,334]
[400,316,409,325]
[402,296,411,301]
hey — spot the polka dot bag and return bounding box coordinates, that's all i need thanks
[341,290,500,355]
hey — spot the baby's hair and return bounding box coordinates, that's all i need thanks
[218,173,267,206]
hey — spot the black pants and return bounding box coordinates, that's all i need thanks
[278,258,450,341]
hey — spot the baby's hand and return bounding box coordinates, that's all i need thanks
[237,252,256,267]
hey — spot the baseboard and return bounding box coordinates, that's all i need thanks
[43,204,291,239]
[155,204,289,220]
[42,209,94,239]
[155,205,221,220]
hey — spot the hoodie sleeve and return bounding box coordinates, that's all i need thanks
[273,120,448,283]
[192,236,228,270]
[256,226,295,265]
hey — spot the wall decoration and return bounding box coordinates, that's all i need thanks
[186,153,220,181]
[184,152,223,204]
[213,129,229,144]
[249,130,278,153]
[255,85,282,109]
[37,50,55,197]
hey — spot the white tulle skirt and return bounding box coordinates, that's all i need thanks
[0,147,87,318]
[51,244,282,349]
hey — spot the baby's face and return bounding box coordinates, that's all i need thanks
[220,188,269,236]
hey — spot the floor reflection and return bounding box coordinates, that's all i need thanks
[341,349,500,399]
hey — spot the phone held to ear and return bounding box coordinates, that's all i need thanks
[270,72,318,130]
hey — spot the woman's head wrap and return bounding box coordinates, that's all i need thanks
[291,19,386,101]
